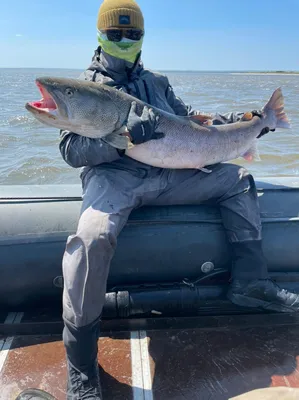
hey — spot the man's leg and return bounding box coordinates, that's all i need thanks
[62,170,138,399]
[151,163,299,312]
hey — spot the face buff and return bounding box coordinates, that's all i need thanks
[97,31,143,63]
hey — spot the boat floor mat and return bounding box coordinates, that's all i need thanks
[1,321,299,400]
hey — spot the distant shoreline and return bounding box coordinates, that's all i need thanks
[231,71,299,76]
[0,67,298,75]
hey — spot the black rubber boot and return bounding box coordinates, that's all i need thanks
[229,240,269,281]
[66,358,102,400]
[228,240,299,312]
[63,318,102,400]
[227,278,299,312]
[15,389,56,399]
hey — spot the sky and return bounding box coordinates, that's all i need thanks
[0,0,299,71]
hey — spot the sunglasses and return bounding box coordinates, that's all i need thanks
[100,28,144,42]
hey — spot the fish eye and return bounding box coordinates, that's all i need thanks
[65,88,74,97]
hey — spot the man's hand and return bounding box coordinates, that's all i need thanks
[257,126,274,138]
[126,101,164,144]
[242,109,275,139]
[190,113,213,125]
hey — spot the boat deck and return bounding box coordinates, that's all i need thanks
[1,310,299,400]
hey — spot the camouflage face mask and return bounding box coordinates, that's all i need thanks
[97,31,143,63]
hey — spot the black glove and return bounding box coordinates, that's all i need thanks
[251,110,275,139]
[251,110,263,118]
[126,101,164,145]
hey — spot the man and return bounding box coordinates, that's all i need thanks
[19,0,299,399]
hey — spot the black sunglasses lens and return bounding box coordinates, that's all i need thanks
[105,29,122,42]
[102,29,143,42]
[125,29,144,41]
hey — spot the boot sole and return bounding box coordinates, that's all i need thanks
[15,388,57,400]
[227,292,298,313]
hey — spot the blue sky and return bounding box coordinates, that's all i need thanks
[1,0,298,70]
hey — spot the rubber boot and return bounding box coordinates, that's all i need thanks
[229,240,269,281]
[66,358,102,400]
[227,240,299,312]
[15,388,56,400]
[63,318,102,400]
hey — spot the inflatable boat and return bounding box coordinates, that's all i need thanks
[1,176,299,317]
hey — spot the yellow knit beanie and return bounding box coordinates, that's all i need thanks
[97,0,144,31]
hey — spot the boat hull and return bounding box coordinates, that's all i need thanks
[1,177,299,308]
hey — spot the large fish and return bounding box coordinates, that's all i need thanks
[25,77,291,170]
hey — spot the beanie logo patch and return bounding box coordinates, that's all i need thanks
[119,15,130,25]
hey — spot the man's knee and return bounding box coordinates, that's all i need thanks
[233,165,257,195]
[217,163,252,181]
[216,163,257,200]
[76,206,119,246]
[65,229,116,256]
[62,217,117,292]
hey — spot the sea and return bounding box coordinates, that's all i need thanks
[0,68,298,185]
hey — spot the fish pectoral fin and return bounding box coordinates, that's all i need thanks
[102,128,134,150]
[197,167,213,173]
[241,141,261,162]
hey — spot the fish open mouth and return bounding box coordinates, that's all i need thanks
[25,80,57,117]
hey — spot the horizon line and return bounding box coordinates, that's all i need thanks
[0,67,299,73]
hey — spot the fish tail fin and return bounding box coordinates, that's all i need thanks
[263,87,291,129]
